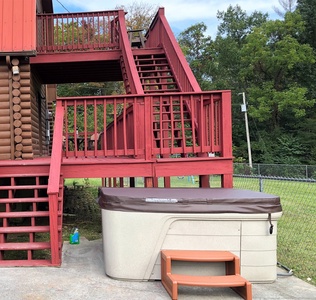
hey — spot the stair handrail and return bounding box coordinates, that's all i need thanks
[47,100,64,265]
[117,10,143,94]
[47,100,64,195]
[145,8,201,93]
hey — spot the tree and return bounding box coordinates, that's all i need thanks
[241,12,315,129]
[273,0,297,17]
[177,5,268,91]
[209,5,268,91]
[297,0,316,48]
[217,5,268,45]
[116,1,158,30]
[237,11,315,163]
[178,23,213,89]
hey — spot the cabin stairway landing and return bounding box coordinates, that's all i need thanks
[0,173,64,266]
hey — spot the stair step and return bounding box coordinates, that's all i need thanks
[168,274,249,288]
[0,259,52,267]
[137,63,169,68]
[0,185,48,190]
[0,242,51,251]
[138,68,172,73]
[0,211,49,218]
[144,89,179,93]
[0,226,50,234]
[0,197,48,203]
[134,56,166,61]
[142,81,177,86]
[161,250,239,262]
[140,75,174,80]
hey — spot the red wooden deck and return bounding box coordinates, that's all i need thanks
[0,7,233,267]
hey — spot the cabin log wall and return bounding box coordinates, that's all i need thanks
[46,84,57,154]
[30,71,47,158]
[11,59,33,159]
[0,57,48,160]
[0,61,12,160]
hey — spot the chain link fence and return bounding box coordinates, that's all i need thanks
[234,163,316,285]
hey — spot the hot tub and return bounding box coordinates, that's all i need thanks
[98,188,282,283]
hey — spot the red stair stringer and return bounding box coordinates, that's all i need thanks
[117,10,143,94]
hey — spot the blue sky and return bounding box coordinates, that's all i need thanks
[52,0,282,38]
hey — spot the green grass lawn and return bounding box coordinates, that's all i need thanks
[233,177,316,286]
[64,176,315,286]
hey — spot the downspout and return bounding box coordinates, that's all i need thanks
[6,56,14,160]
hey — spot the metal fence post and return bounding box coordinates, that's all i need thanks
[259,176,264,192]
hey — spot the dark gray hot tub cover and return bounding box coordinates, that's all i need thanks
[98,188,282,214]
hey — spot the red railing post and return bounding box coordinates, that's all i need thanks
[144,96,152,161]
[221,90,233,188]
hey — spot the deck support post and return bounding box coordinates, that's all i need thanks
[199,175,210,188]
[164,177,171,188]
[144,177,153,187]
[48,193,60,266]
[222,174,233,188]
[129,177,135,187]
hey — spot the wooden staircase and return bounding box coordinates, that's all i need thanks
[134,51,180,93]
[152,96,193,150]
[161,250,252,300]
[0,173,64,266]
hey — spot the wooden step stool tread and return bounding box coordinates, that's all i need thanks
[161,249,238,262]
[161,249,240,276]
[168,274,248,287]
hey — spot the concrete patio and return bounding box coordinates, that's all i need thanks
[1,238,315,300]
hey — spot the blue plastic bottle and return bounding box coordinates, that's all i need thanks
[69,227,80,244]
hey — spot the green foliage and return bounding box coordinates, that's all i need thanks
[178,5,316,164]
[241,12,315,130]
[63,187,101,223]
[63,187,102,241]
[57,82,125,97]
[217,5,268,43]
[274,134,304,164]
[297,0,316,48]
[178,23,213,88]
[116,1,158,31]
[57,82,125,135]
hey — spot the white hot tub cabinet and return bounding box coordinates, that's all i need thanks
[98,188,282,283]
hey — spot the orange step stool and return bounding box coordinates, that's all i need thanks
[161,250,252,300]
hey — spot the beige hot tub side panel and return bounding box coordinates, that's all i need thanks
[240,220,278,282]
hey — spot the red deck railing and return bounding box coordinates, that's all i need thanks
[57,91,231,160]
[36,10,120,53]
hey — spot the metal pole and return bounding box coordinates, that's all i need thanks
[240,92,253,168]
